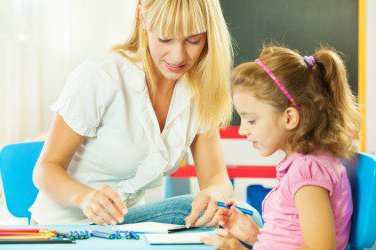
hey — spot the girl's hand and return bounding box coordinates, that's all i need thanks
[217,201,259,244]
[201,229,248,250]
[79,184,128,225]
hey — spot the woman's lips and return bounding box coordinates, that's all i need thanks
[165,62,186,73]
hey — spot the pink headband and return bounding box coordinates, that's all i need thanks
[255,59,300,110]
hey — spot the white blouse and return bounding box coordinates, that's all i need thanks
[29,52,205,224]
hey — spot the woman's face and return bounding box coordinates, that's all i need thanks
[147,30,207,81]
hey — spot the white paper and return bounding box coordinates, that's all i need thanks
[111,222,187,233]
[145,232,210,244]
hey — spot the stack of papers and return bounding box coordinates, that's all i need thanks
[145,232,210,244]
[112,222,212,245]
[111,222,187,233]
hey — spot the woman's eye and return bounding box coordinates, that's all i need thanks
[158,38,172,43]
[248,120,256,125]
[186,39,200,45]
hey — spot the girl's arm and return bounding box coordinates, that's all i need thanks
[33,114,127,225]
[294,185,336,250]
[185,129,233,227]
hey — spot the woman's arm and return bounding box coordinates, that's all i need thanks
[294,186,336,250]
[185,129,233,227]
[33,114,127,225]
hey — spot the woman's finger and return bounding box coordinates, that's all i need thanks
[86,207,107,225]
[91,202,113,225]
[97,197,121,225]
[101,185,128,215]
[185,195,210,228]
[203,210,221,228]
[193,199,217,227]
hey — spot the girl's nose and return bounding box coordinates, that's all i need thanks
[238,123,250,137]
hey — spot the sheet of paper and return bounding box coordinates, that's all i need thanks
[145,232,210,244]
[111,222,187,233]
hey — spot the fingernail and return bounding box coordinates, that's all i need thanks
[118,217,123,223]
[110,220,116,225]
[186,222,191,228]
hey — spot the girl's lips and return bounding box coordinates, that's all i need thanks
[165,62,186,73]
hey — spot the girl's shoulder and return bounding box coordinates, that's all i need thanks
[284,152,346,196]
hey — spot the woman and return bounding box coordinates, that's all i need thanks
[30,0,260,227]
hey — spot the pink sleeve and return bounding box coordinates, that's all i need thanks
[288,157,334,198]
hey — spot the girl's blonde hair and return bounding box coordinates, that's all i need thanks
[231,46,361,159]
[112,0,233,131]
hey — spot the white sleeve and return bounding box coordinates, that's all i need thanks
[50,61,115,137]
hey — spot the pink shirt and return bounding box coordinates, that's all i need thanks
[253,152,353,250]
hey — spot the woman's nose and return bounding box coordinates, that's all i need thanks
[169,42,187,64]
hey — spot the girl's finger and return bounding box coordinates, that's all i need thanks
[215,228,232,238]
[225,200,237,207]
[201,236,216,246]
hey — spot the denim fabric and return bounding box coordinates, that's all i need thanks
[120,194,263,228]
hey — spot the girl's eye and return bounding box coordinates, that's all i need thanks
[186,39,200,45]
[248,120,256,125]
[158,38,172,43]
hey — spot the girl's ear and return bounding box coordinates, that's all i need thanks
[283,107,300,130]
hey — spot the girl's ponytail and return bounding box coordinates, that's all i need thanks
[313,48,361,156]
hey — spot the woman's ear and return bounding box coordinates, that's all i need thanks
[283,107,300,130]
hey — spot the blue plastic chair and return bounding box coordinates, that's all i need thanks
[246,184,272,216]
[0,141,44,223]
[344,152,376,249]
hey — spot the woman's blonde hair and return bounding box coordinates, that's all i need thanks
[231,46,361,159]
[112,0,233,131]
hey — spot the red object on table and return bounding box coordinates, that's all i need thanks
[0,229,45,233]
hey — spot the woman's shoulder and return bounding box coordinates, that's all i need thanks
[84,51,136,69]
[81,51,144,89]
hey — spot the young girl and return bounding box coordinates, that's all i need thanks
[203,46,361,249]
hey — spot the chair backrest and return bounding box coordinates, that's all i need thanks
[344,152,376,249]
[0,141,44,221]
[246,184,272,216]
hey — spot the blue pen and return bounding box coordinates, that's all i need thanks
[217,201,254,216]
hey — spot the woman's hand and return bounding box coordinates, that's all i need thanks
[184,189,224,228]
[184,189,218,228]
[217,201,259,244]
[201,229,248,250]
[79,184,128,225]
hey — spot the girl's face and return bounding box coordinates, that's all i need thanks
[147,30,207,82]
[233,89,289,157]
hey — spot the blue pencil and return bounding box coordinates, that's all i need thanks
[217,201,254,216]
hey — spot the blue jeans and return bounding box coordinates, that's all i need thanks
[121,194,263,227]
